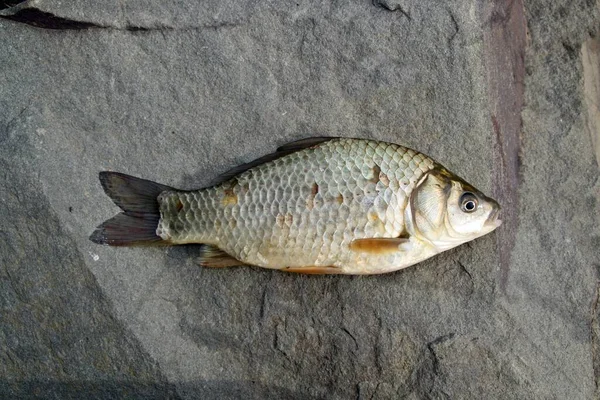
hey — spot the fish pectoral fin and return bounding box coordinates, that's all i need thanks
[349,238,411,254]
[281,266,342,274]
[197,245,246,268]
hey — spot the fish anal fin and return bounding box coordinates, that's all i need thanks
[197,245,246,268]
[349,238,410,254]
[281,266,342,274]
[211,137,337,185]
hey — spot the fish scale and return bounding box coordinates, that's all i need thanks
[155,138,435,272]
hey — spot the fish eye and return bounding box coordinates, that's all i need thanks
[460,192,478,213]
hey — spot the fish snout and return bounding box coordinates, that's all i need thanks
[485,202,502,228]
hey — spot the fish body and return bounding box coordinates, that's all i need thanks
[91,138,501,275]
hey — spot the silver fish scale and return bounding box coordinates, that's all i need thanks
[156,139,435,272]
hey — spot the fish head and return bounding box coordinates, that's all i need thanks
[408,167,501,251]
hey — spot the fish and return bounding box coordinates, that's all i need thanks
[90,137,501,275]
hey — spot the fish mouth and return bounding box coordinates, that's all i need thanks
[485,207,502,229]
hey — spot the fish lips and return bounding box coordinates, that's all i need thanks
[484,205,502,229]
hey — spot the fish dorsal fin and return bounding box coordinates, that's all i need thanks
[197,245,246,268]
[211,137,337,185]
[349,238,411,254]
[275,137,337,152]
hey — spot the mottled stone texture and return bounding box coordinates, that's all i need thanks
[0,0,599,398]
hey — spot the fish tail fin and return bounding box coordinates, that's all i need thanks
[90,172,174,246]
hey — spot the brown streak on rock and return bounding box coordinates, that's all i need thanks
[175,199,183,212]
[336,193,344,204]
[482,0,526,294]
[591,274,600,396]
[491,115,506,170]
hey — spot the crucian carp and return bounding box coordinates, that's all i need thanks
[90,138,501,274]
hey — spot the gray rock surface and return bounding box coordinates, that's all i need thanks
[1,0,599,398]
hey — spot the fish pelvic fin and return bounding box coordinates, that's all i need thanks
[197,245,247,268]
[90,172,174,246]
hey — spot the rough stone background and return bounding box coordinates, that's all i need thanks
[1,0,599,398]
